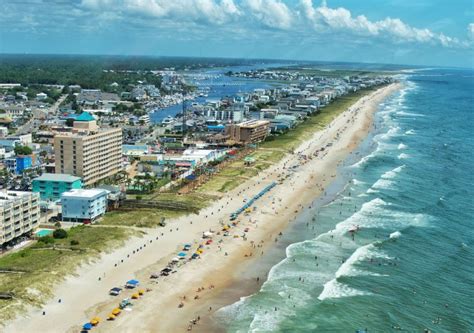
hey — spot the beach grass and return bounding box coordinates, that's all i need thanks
[99,192,216,228]
[0,225,135,323]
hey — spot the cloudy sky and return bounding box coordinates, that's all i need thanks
[1,0,474,67]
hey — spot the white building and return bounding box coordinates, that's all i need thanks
[61,189,108,223]
[0,191,40,246]
[36,92,48,101]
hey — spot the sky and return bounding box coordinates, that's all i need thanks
[1,0,474,68]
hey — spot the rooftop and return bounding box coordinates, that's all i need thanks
[238,120,270,129]
[75,112,96,122]
[61,188,107,199]
[0,191,38,205]
[34,173,81,183]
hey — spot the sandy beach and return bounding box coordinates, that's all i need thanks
[4,83,401,333]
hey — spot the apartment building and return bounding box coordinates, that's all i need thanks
[54,113,122,186]
[225,120,270,144]
[61,189,108,223]
[32,173,82,201]
[0,191,40,246]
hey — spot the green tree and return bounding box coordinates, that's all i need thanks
[53,228,68,239]
[14,145,32,155]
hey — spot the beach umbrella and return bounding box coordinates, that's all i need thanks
[112,308,121,315]
[107,314,116,320]
[178,252,187,257]
[83,323,93,330]
[131,293,140,299]
[90,317,100,326]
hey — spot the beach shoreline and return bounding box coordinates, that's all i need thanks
[3,83,401,333]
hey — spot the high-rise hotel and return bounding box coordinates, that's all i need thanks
[54,112,122,186]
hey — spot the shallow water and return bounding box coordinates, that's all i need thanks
[215,68,474,332]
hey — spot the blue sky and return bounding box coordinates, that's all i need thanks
[1,0,473,67]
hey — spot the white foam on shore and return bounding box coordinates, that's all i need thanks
[398,143,408,150]
[318,279,370,300]
[405,129,416,135]
[350,145,381,168]
[352,179,366,186]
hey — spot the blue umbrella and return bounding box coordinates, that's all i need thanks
[178,252,187,257]
[83,323,93,330]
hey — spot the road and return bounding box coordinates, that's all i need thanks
[15,94,67,135]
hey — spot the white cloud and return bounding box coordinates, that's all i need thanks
[8,0,470,49]
[82,0,241,24]
[243,0,293,30]
[300,0,465,48]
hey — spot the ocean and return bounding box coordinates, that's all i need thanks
[214,68,474,332]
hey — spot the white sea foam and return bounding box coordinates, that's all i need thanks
[390,231,402,239]
[398,143,408,150]
[351,145,381,168]
[335,243,392,278]
[372,178,395,190]
[397,111,425,117]
[336,243,374,278]
[352,179,366,186]
[318,279,370,301]
[381,165,405,180]
[405,129,416,135]
[398,153,410,159]
[379,126,401,140]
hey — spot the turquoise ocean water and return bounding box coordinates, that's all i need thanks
[215,69,474,332]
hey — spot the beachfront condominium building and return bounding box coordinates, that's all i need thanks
[60,189,108,223]
[54,112,122,186]
[0,191,40,246]
[225,120,270,144]
[32,173,82,201]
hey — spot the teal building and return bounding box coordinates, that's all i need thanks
[32,173,82,201]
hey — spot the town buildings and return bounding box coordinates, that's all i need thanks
[225,120,270,144]
[53,112,122,186]
[32,173,82,201]
[60,188,108,223]
[0,191,40,246]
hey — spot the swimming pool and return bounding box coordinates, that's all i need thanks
[35,229,53,237]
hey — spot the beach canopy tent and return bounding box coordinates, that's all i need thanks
[83,323,93,330]
[90,317,101,325]
[172,257,180,262]
[126,279,139,288]
[178,252,187,257]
